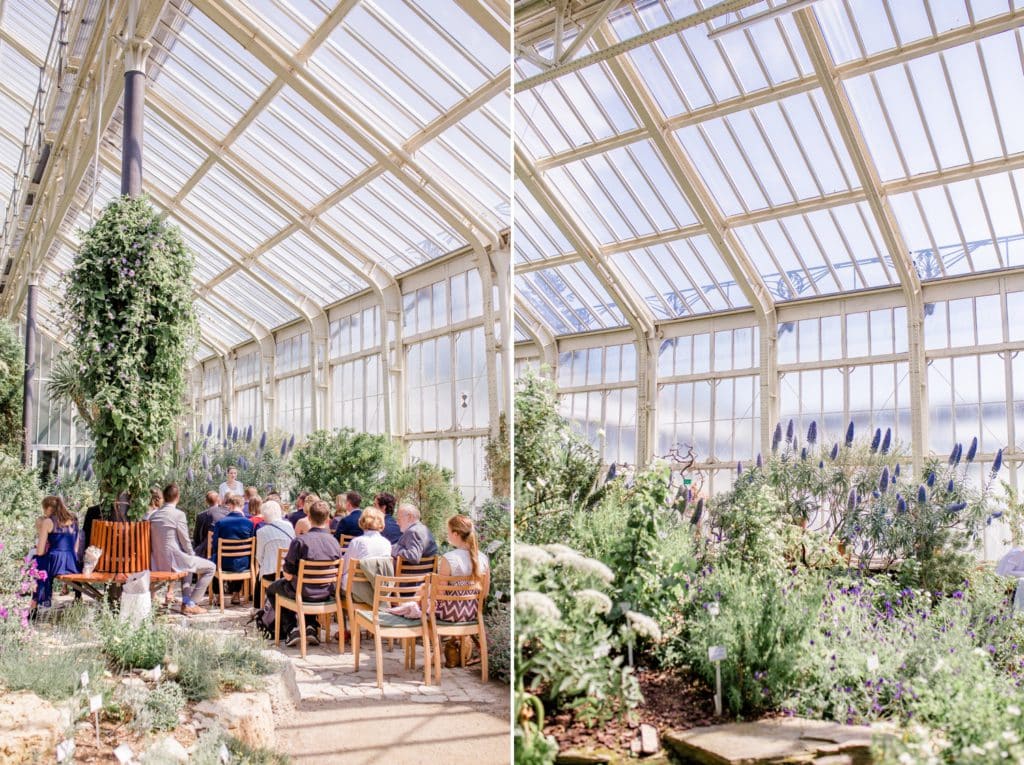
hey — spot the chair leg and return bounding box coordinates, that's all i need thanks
[479,628,488,683]
[297,611,307,658]
[353,624,361,671]
[432,625,442,686]
[374,632,385,689]
[274,601,282,646]
[218,576,225,614]
[336,606,345,654]
[422,629,431,685]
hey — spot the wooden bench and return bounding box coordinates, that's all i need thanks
[59,520,187,601]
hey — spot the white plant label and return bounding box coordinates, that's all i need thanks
[708,645,727,661]
[867,654,880,672]
[114,744,134,763]
[152,664,162,682]
[89,693,103,713]
[80,670,89,688]
[707,602,720,618]
[219,743,231,763]
[56,739,75,762]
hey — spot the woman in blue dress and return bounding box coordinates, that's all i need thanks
[31,495,80,609]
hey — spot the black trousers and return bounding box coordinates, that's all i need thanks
[264,578,330,638]
[255,573,275,609]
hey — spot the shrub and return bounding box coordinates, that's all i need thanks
[0,321,23,456]
[668,564,822,716]
[169,629,272,701]
[515,543,644,726]
[119,681,185,733]
[0,634,104,701]
[478,498,511,682]
[62,196,198,517]
[188,729,290,765]
[389,460,464,540]
[101,614,170,671]
[291,428,401,500]
[0,453,44,624]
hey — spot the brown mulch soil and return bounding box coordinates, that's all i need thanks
[69,712,198,763]
[544,668,727,755]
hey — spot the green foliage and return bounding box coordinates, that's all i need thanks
[0,452,44,592]
[389,460,464,540]
[515,543,643,726]
[43,468,100,517]
[0,321,23,455]
[100,613,170,671]
[514,372,602,542]
[0,632,104,700]
[667,564,823,716]
[169,629,273,701]
[514,690,559,765]
[62,196,198,518]
[119,681,186,733]
[188,729,290,765]
[291,428,401,501]
[479,498,511,682]
[485,411,511,499]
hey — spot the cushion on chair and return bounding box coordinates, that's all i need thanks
[355,609,422,628]
[435,619,477,627]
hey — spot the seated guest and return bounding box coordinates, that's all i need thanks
[31,496,80,611]
[266,491,282,503]
[79,493,129,565]
[341,505,392,590]
[375,492,402,545]
[286,491,310,527]
[244,486,259,515]
[262,500,342,647]
[254,500,294,609]
[247,495,265,529]
[295,516,312,536]
[329,494,347,534]
[150,484,216,616]
[193,491,227,558]
[436,514,490,621]
[143,487,164,521]
[333,491,363,540]
[391,503,438,563]
[210,494,256,606]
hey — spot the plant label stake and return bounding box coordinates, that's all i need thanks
[219,743,231,763]
[80,670,89,689]
[114,744,134,764]
[709,645,727,716]
[89,693,103,745]
[867,654,879,672]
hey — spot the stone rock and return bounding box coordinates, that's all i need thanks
[193,691,275,749]
[144,736,189,764]
[0,691,72,765]
[639,724,660,755]
[664,718,887,765]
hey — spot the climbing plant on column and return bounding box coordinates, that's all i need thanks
[61,196,197,518]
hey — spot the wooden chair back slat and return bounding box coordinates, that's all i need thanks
[275,546,287,578]
[91,521,152,575]
[338,534,355,552]
[371,574,429,613]
[395,556,437,577]
[296,559,342,588]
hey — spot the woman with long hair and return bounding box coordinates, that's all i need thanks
[436,514,490,622]
[31,495,80,610]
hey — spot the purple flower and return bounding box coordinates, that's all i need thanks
[807,421,818,445]
[897,496,907,513]
[736,461,743,475]
[880,428,892,454]
[259,431,267,450]
[800,447,808,461]
[893,463,900,479]
[830,443,839,461]
[993,449,1004,475]
[946,502,966,514]
[870,428,882,453]
[845,421,855,447]
[288,435,295,451]
[848,488,857,511]
[245,425,253,443]
[927,471,936,488]
[280,439,287,457]
[772,423,783,453]
[879,466,890,494]
[965,436,978,463]
[917,485,927,504]
[786,419,795,444]
[756,453,763,469]
[946,479,955,494]
[207,422,213,437]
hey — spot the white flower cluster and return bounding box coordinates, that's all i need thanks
[515,590,561,622]
[541,543,577,556]
[625,610,662,641]
[514,544,553,566]
[554,552,615,584]
[577,589,613,614]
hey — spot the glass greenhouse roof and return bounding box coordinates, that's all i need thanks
[514,0,1024,337]
[1,0,510,358]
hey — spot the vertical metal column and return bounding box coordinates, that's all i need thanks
[120,0,150,197]
[22,283,37,467]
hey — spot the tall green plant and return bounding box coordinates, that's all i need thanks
[0,322,23,455]
[389,460,463,539]
[290,428,401,500]
[62,196,197,518]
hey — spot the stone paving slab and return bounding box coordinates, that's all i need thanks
[664,718,890,765]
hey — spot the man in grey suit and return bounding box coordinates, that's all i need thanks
[391,503,438,563]
[150,483,216,615]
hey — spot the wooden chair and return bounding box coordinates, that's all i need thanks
[259,546,289,608]
[395,556,437,577]
[274,559,344,659]
[352,574,432,687]
[338,534,356,552]
[208,531,256,613]
[429,573,490,683]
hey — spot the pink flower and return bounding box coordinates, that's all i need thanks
[0,607,8,619]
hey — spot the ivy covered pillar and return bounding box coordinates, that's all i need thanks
[120,0,151,197]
